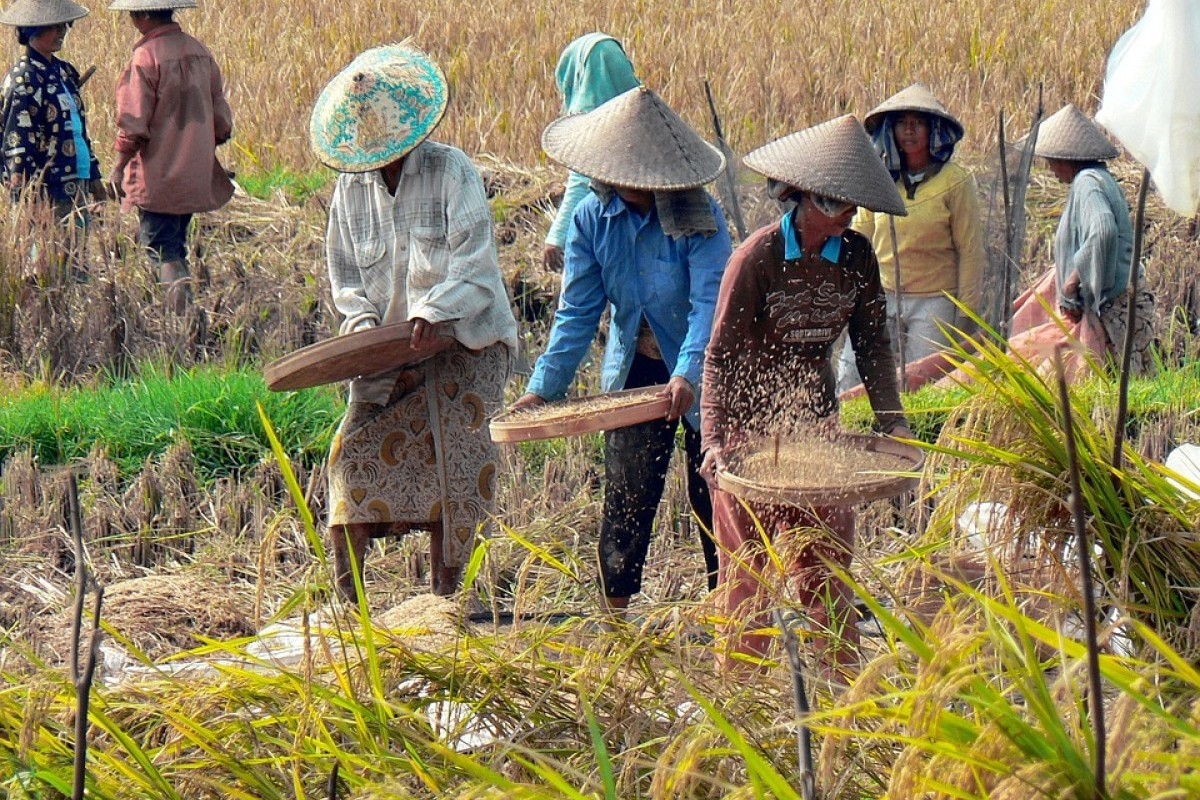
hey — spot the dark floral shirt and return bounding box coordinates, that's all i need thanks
[1,48,100,202]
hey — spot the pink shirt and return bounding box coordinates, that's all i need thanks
[114,23,234,214]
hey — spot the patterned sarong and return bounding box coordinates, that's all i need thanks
[1099,289,1156,376]
[327,342,510,567]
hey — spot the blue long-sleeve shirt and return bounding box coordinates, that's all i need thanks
[526,190,731,428]
[1054,165,1134,315]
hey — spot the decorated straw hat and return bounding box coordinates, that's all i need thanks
[541,86,725,191]
[863,82,964,141]
[309,43,449,173]
[1024,103,1119,161]
[743,115,907,215]
[0,0,88,26]
[108,0,196,9]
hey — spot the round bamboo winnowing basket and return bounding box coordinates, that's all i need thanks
[263,322,454,391]
[717,433,924,507]
[489,386,671,443]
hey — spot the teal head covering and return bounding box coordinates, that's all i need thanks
[309,43,449,173]
[554,33,639,114]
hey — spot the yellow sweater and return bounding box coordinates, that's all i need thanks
[851,161,986,315]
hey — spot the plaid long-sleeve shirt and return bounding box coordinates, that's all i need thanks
[326,140,518,404]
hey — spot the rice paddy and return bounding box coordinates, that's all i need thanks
[1,0,1199,797]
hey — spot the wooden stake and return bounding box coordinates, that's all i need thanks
[1113,167,1151,474]
[1055,345,1106,800]
[888,215,907,390]
[773,609,816,800]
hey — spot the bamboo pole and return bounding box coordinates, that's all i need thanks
[1055,346,1106,800]
[704,80,747,240]
[888,215,907,390]
[998,111,1013,337]
[1112,167,1151,474]
[774,609,816,800]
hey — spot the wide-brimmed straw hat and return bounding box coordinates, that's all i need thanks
[309,43,449,173]
[1022,103,1119,161]
[863,82,964,142]
[108,0,196,9]
[743,115,907,215]
[0,0,88,26]
[541,86,725,191]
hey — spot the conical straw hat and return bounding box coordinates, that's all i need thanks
[309,43,449,173]
[0,0,88,26]
[743,115,907,215]
[541,86,725,191]
[108,0,196,9]
[864,82,964,141]
[1024,104,1119,161]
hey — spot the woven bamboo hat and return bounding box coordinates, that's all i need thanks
[541,86,724,191]
[309,43,449,173]
[863,82,964,141]
[108,0,196,9]
[743,115,907,215]
[0,0,88,26]
[1023,104,1119,161]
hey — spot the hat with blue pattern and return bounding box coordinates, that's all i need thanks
[310,43,449,173]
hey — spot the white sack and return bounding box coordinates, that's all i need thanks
[1096,0,1200,216]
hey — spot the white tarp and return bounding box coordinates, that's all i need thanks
[1096,0,1200,216]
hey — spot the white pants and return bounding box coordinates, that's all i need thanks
[837,293,957,393]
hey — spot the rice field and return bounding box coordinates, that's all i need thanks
[2,0,1200,797]
[61,0,1144,174]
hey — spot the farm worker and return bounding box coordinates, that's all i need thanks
[107,0,234,317]
[542,32,640,272]
[700,116,914,675]
[309,43,517,603]
[1024,104,1155,374]
[510,86,732,613]
[837,84,986,394]
[0,0,105,268]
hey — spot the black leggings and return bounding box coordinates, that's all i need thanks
[599,354,717,597]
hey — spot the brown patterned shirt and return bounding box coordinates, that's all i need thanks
[701,218,906,452]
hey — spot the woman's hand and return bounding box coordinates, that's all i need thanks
[88,179,109,202]
[107,152,131,200]
[106,168,125,199]
[1059,269,1084,322]
[542,244,564,272]
[409,317,441,349]
[660,376,695,421]
[509,393,546,412]
[1062,269,1082,299]
[1059,305,1084,323]
[699,446,726,488]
